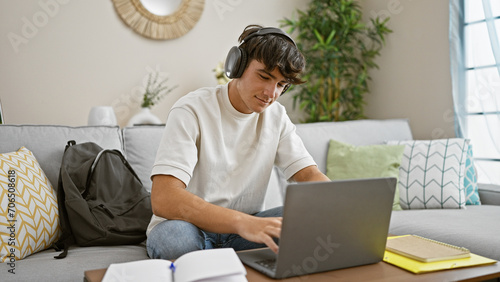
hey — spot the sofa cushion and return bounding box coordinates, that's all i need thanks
[0,147,60,261]
[260,119,414,209]
[325,139,405,210]
[388,139,468,209]
[14,244,148,282]
[0,125,122,188]
[389,205,500,261]
[296,119,413,174]
[465,144,480,205]
[122,126,165,192]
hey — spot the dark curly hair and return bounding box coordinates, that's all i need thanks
[238,25,306,85]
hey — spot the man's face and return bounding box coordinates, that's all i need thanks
[229,60,288,114]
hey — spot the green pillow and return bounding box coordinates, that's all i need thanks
[326,139,406,211]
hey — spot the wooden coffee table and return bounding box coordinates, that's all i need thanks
[85,259,500,282]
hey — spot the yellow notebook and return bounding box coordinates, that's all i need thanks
[386,235,470,262]
[384,236,497,274]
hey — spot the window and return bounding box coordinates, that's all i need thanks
[450,0,500,185]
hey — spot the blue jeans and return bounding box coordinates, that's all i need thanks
[146,206,283,260]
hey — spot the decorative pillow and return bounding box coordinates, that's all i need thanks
[0,147,60,262]
[326,139,406,211]
[387,139,468,209]
[465,144,480,205]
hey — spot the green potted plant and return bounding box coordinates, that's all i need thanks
[281,0,392,122]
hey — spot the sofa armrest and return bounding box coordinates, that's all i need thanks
[478,183,500,206]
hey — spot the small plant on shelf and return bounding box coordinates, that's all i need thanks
[141,71,177,109]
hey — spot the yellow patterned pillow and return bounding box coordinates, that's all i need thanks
[0,147,60,262]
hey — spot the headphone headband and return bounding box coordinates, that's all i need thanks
[241,27,296,47]
[225,27,296,82]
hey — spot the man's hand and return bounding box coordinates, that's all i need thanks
[236,215,282,253]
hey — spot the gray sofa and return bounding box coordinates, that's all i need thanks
[0,119,499,281]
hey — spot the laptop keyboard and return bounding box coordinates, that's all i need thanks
[255,258,277,272]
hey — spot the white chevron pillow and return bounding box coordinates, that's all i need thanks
[0,147,61,261]
[387,139,468,209]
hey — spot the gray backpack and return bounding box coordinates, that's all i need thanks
[53,140,152,258]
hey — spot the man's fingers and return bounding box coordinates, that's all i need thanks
[263,219,281,253]
[265,224,281,238]
[237,216,283,253]
[262,234,279,253]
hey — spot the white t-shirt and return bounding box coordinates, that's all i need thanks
[147,83,316,234]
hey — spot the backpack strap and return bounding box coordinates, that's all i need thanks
[52,140,77,259]
[83,149,142,198]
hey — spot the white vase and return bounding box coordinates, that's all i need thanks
[88,106,117,126]
[127,107,162,126]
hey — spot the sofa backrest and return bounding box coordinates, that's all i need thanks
[263,119,413,209]
[0,125,122,189]
[0,119,413,209]
[296,119,413,173]
[122,126,164,193]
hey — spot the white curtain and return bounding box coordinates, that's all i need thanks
[450,0,500,185]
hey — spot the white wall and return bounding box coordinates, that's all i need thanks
[0,0,309,126]
[361,0,455,139]
[0,0,455,139]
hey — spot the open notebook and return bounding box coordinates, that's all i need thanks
[102,248,246,282]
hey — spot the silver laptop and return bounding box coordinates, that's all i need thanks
[237,177,396,279]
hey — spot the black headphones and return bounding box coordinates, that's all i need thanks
[224,27,297,79]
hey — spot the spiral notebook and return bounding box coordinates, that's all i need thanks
[386,235,470,262]
[384,235,496,274]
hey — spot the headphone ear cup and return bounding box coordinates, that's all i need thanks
[224,46,248,79]
[234,48,247,78]
[224,46,242,79]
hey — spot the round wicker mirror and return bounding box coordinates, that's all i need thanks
[111,0,205,40]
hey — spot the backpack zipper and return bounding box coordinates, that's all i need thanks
[99,204,115,218]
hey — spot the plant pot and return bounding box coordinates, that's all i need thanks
[127,108,162,126]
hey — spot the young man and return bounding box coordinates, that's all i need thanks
[147,25,330,260]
